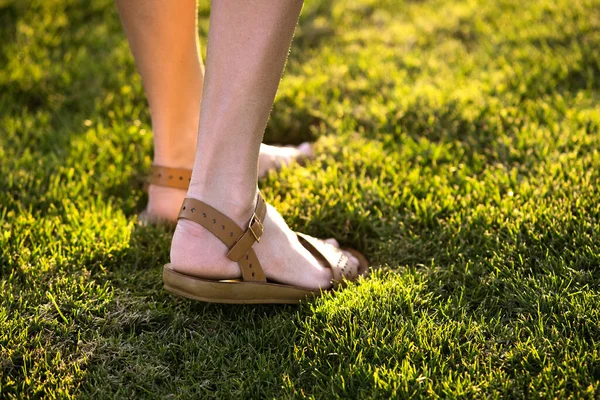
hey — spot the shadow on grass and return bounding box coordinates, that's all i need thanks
[69,223,305,397]
[0,0,18,64]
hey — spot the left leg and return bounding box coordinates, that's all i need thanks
[116,0,203,222]
[170,0,360,289]
[116,0,313,223]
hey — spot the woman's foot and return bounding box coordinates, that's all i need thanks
[169,197,360,290]
[257,142,313,178]
[143,142,313,223]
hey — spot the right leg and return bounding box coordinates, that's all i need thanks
[116,0,314,222]
[170,0,359,290]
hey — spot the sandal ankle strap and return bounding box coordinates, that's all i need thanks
[148,165,192,190]
[177,192,267,283]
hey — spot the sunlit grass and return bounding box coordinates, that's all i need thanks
[1,0,600,397]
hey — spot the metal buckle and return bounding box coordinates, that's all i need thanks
[248,213,264,242]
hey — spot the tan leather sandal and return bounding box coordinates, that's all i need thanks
[139,152,312,225]
[146,165,192,190]
[163,192,370,304]
[138,165,193,225]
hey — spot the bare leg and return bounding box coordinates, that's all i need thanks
[170,0,358,289]
[116,0,202,222]
[117,0,313,222]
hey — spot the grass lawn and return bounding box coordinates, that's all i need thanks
[2,0,600,397]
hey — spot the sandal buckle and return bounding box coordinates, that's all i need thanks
[248,213,264,242]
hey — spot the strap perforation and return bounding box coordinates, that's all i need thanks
[177,192,267,282]
[149,165,192,190]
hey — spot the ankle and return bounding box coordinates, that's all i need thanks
[152,127,198,169]
[153,150,195,170]
[186,183,259,227]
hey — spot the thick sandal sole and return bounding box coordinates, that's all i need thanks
[163,264,319,304]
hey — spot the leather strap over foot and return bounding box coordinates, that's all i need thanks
[148,165,192,190]
[177,193,267,282]
[296,232,362,288]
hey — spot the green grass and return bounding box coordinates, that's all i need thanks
[2,0,600,397]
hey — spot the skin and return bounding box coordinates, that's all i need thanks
[116,0,312,222]
[117,0,360,289]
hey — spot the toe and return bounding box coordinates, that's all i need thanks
[297,142,314,158]
[323,238,340,248]
[344,248,370,276]
[343,251,359,268]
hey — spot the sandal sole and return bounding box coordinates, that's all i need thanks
[163,264,320,304]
